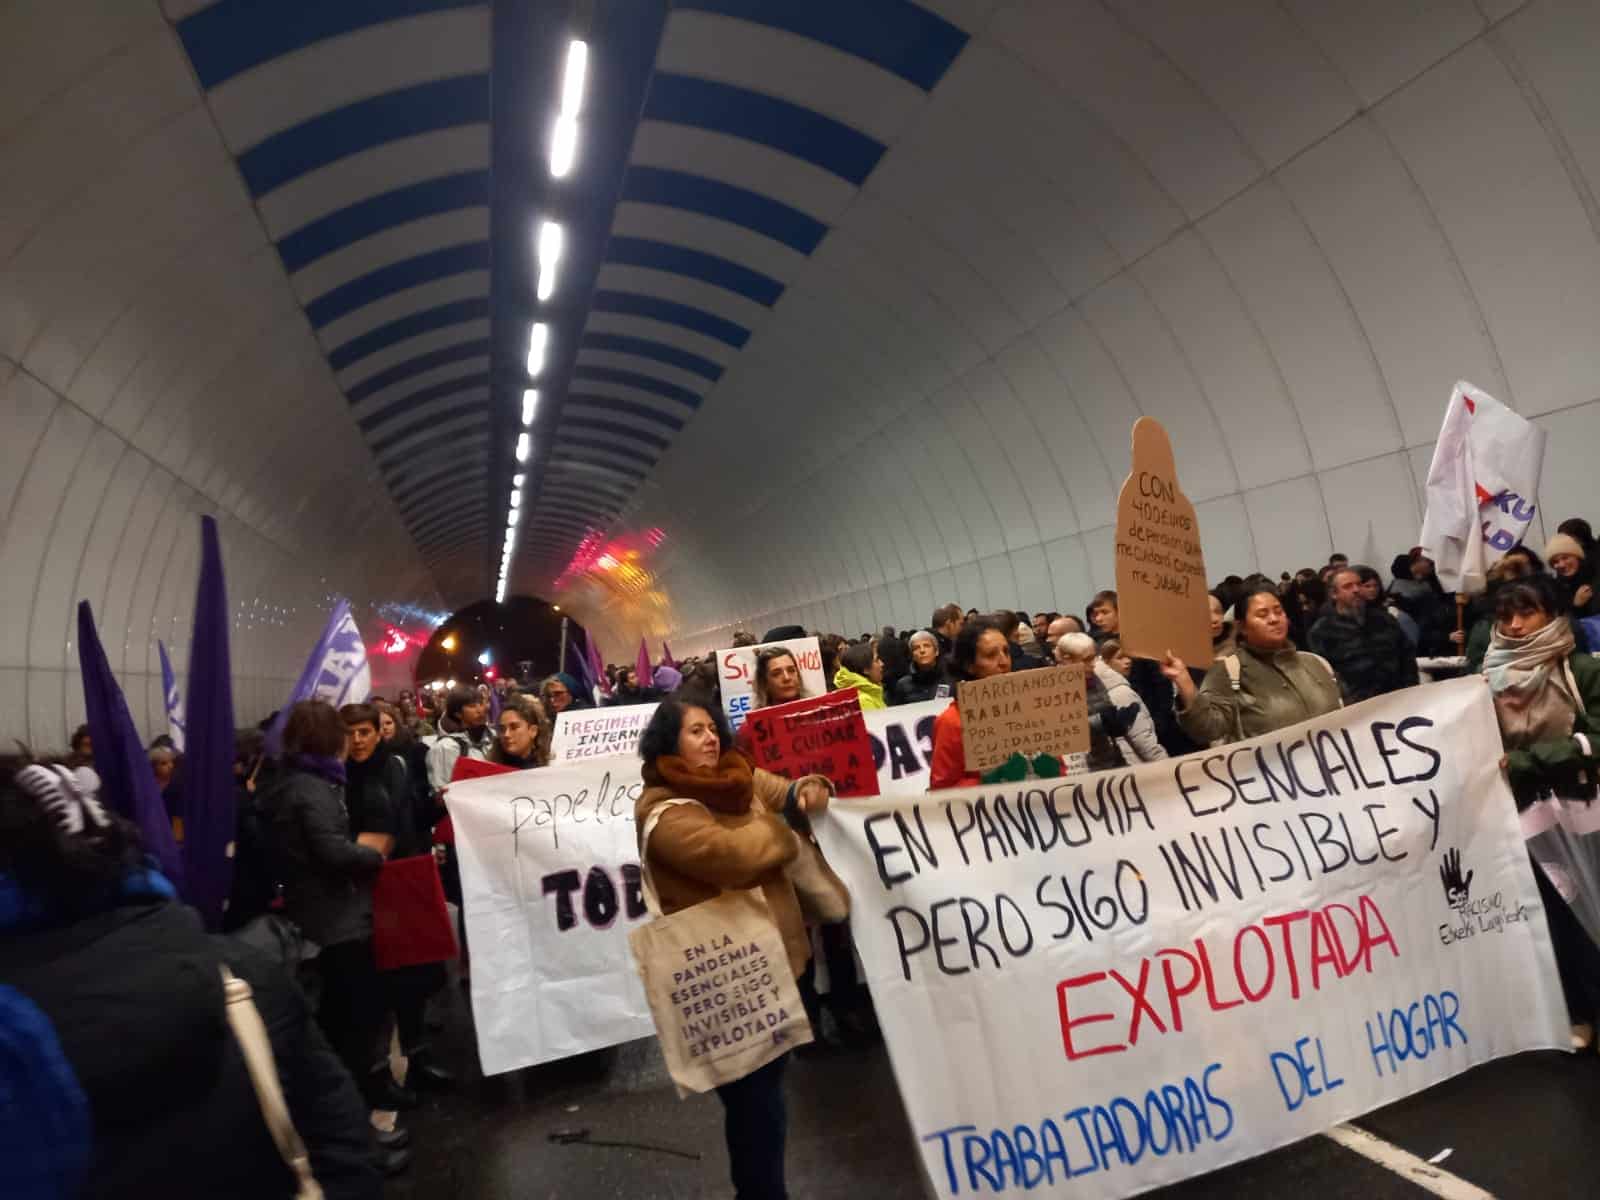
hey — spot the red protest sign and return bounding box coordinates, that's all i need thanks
[740,690,880,798]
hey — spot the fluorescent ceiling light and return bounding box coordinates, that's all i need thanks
[526,323,548,377]
[515,431,531,462]
[537,221,563,304]
[509,488,521,508]
[550,113,578,178]
[561,40,588,116]
[513,473,525,488]
[521,389,538,427]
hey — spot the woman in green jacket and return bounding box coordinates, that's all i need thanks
[1483,573,1600,1048]
[1160,587,1343,746]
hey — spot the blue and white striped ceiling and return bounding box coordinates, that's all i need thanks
[171,0,969,594]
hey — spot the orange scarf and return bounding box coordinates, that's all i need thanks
[642,750,756,814]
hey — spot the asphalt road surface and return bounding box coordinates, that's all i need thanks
[390,986,1597,1198]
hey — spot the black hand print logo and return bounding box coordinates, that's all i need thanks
[1440,847,1474,913]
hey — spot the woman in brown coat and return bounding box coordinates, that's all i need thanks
[635,697,831,1200]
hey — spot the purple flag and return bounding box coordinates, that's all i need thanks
[564,629,596,701]
[263,599,369,755]
[488,686,503,725]
[76,601,184,887]
[635,638,652,685]
[661,642,677,669]
[182,516,236,931]
[586,632,611,697]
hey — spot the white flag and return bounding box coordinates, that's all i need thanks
[158,639,185,752]
[1419,381,1546,594]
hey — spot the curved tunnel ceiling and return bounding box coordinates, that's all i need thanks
[5,0,1600,745]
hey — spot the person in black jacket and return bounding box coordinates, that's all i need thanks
[893,631,951,705]
[342,703,454,1095]
[1309,568,1420,702]
[0,756,385,1198]
[261,701,396,1113]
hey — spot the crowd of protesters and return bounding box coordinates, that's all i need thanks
[8,519,1600,1198]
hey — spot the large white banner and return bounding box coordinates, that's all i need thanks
[449,758,654,1073]
[448,704,949,1071]
[814,677,1567,1199]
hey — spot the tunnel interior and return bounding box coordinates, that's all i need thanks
[5,0,1600,748]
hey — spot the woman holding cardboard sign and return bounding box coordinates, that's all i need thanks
[1162,587,1342,746]
[634,698,838,1200]
[929,617,1014,789]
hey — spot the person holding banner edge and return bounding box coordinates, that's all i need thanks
[1482,572,1600,1047]
[634,697,836,1200]
[1162,586,1343,746]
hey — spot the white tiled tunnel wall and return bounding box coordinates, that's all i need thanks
[8,0,1600,715]
[0,2,440,750]
[620,0,1600,656]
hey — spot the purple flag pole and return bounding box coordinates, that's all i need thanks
[76,601,184,887]
[263,599,352,757]
[586,632,611,697]
[634,638,652,685]
[182,516,236,931]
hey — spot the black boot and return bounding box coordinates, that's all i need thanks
[406,1049,456,1091]
[366,1068,419,1111]
[375,1125,411,1151]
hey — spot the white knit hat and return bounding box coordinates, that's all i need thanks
[1545,532,1585,562]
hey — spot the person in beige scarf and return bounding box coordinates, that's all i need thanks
[1484,574,1600,1049]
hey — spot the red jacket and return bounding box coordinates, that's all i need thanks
[929,702,980,790]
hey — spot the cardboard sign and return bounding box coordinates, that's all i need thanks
[551,703,659,763]
[958,665,1088,773]
[1114,417,1212,669]
[741,690,881,798]
[716,636,826,732]
[814,677,1567,1199]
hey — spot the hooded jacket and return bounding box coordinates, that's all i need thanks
[1092,661,1167,763]
[833,666,886,710]
[0,897,379,1200]
[424,713,495,793]
[1177,642,1344,746]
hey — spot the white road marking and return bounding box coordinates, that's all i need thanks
[1324,1124,1494,1199]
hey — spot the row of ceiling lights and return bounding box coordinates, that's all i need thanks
[499,37,588,604]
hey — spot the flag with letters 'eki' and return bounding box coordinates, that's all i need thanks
[158,639,185,753]
[264,599,371,753]
[1419,380,1546,594]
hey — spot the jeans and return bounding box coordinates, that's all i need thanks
[715,1054,789,1200]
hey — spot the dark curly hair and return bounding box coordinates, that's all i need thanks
[638,696,734,763]
[951,617,1007,682]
